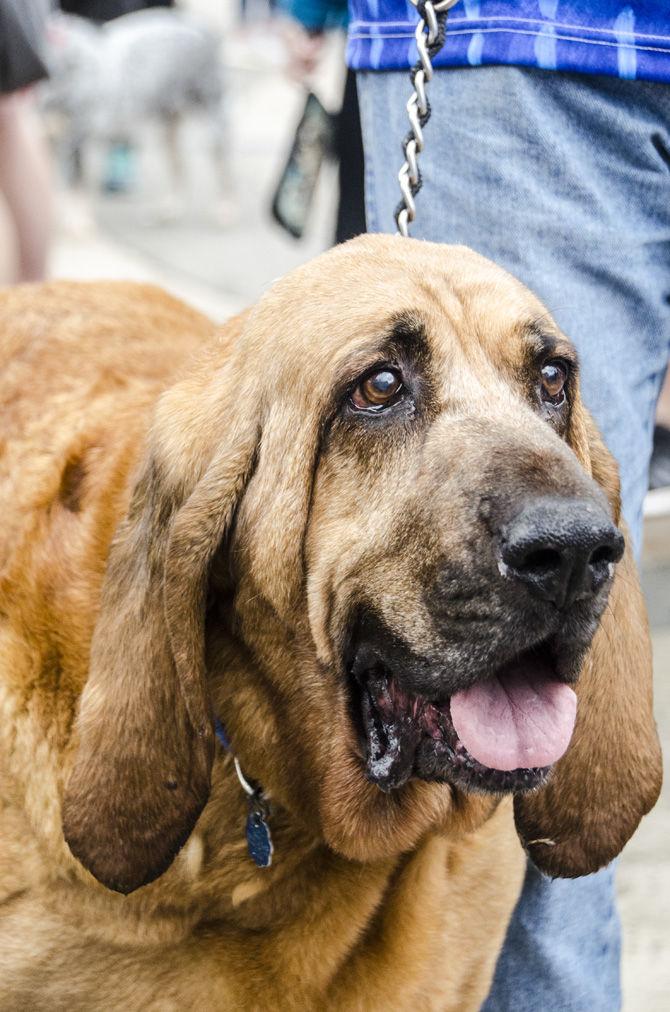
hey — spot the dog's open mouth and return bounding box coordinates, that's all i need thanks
[349,646,577,795]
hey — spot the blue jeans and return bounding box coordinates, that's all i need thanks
[357,66,670,1011]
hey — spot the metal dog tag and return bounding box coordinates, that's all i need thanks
[246,795,273,869]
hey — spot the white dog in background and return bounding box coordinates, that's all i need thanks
[42,8,232,219]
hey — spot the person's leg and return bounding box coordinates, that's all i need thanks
[334,69,366,244]
[358,65,670,1010]
[0,91,51,282]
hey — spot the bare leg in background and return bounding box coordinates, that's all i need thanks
[0,91,51,282]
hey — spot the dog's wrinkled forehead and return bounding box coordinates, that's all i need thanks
[249,235,562,387]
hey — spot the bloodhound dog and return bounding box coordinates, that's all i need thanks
[0,236,662,1010]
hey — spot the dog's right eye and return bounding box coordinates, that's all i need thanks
[350,368,404,412]
[540,360,569,405]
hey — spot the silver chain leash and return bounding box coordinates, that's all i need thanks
[396,0,459,237]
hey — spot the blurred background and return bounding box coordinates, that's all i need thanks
[0,0,348,315]
[0,2,667,1008]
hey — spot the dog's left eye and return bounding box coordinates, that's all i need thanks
[540,360,569,405]
[351,368,404,411]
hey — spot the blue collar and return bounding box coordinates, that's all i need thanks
[214,717,232,751]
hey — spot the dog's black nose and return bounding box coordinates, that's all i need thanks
[499,497,624,608]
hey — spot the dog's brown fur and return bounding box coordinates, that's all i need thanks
[0,236,662,1010]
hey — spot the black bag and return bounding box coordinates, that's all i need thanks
[271,91,336,240]
[0,0,48,95]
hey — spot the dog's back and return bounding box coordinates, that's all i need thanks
[0,280,212,418]
[0,282,213,573]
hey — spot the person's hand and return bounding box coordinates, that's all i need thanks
[280,19,325,82]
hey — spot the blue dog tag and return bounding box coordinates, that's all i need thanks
[246,798,273,868]
[215,718,274,869]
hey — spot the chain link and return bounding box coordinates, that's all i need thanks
[395,0,459,237]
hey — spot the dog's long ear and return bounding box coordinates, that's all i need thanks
[514,413,662,877]
[62,361,258,895]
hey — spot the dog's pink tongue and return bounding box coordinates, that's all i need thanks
[449,660,577,772]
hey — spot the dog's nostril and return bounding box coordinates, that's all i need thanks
[589,543,619,567]
[519,547,563,574]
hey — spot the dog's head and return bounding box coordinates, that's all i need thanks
[62,236,662,893]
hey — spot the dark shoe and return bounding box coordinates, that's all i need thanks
[649,425,670,490]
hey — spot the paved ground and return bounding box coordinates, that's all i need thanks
[27,16,670,1009]
[619,521,670,1012]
